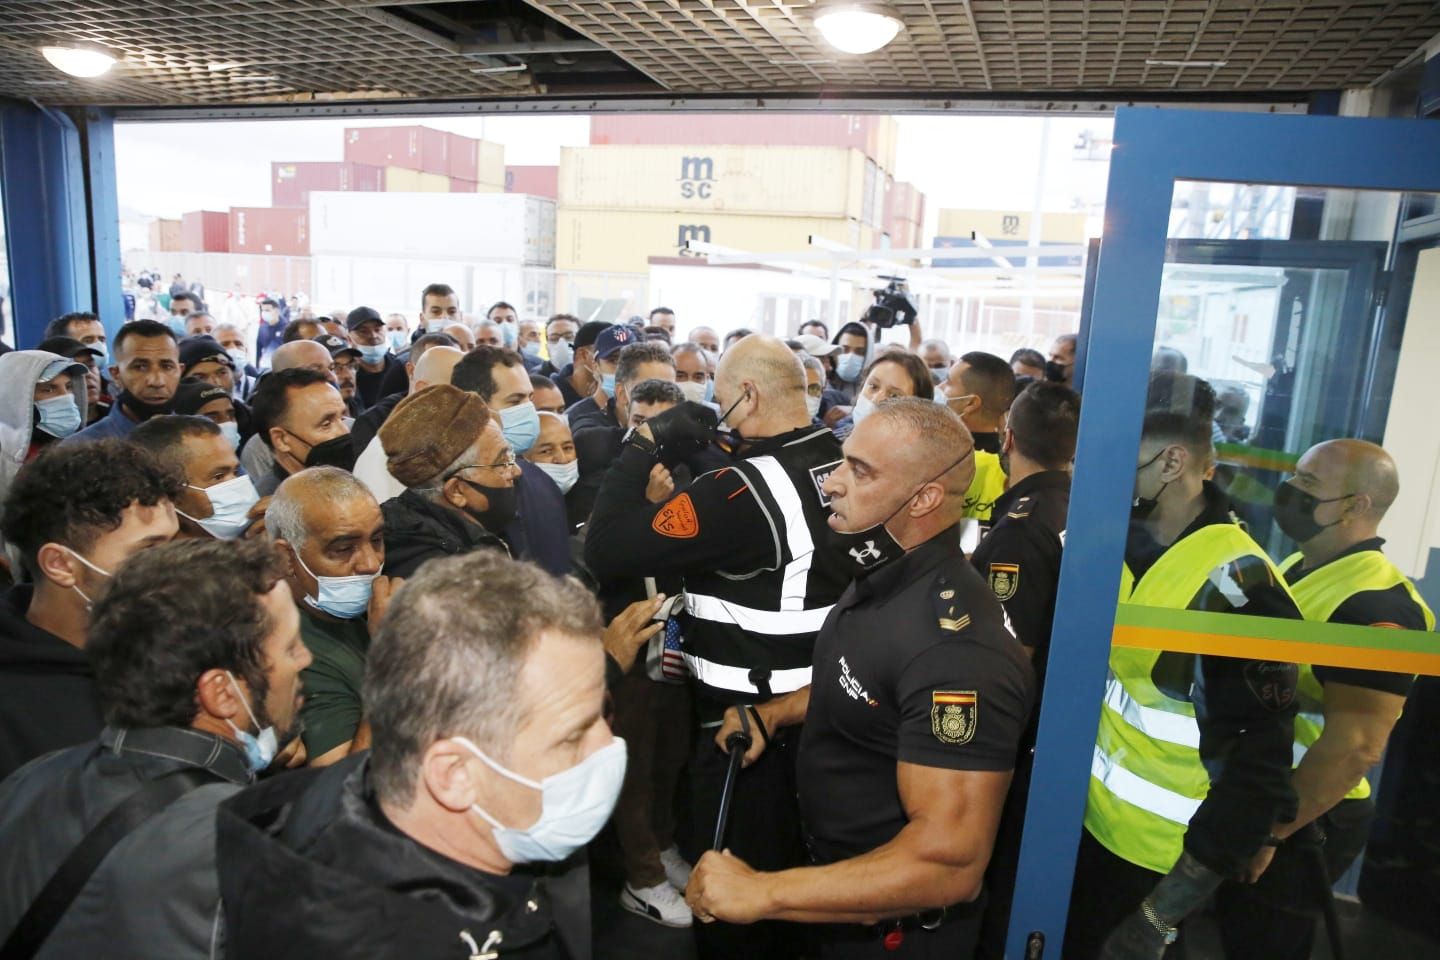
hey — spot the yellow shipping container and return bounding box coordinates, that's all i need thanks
[936,209,1089,243]
[384,166,421,192]
[558,209,862,274]
[558,145,867,220]
[417,172,451,192]
[479,141,506,188]
[149,218,182,252]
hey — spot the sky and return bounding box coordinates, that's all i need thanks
[114,113,1114,242]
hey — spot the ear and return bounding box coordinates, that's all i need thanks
[268,425,293,457]
[421,739,482,813]
[1160,444,1188,481]
[405,361,416,381]
[36,542,81,589]
[107,364,120,382]
[195,668,244,723]
[1001,427,1015,455]
[442,475,476,512]
[1344,492,1373,522]
[908,481,946,519]
[272,539,298,579]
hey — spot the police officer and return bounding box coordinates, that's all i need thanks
[1212,438,1434,960]
[1069,371,1304,959]
[685,397,1033,958]
[940,352,1017,552]
[585,334,850,959]
[968,379,1079,957]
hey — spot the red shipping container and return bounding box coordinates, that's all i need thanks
[345,126,453,174]
[589,115,892,167]
[229,207,309,256]
[272,161,385,207]
[450,178,479,193]
[504,165,559,199]
[446,132,479,181]
[180,210,229,252]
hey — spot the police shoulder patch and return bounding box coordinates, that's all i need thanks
[652,493,700,539]
[931,691,978,745]
[988,562,1020,602]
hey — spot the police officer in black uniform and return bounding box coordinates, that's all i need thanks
[686,397,1034,959]
[968,379,1079,957]
[586,334,851,959]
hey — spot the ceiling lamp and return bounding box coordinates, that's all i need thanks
[40,44,116,78]
[814,4,902,55]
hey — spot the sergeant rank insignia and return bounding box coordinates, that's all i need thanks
[988,562,1020,602]
[932,691,978,745]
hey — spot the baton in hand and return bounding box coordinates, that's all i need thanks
[712,710,753,850]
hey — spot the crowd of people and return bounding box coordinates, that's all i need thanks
[0,281,1428,960]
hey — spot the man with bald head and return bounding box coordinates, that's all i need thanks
[1214,439,1434,960]
[587,333,852,957]
[444,322,475,352]
[352,345,466,503]
[687,398,1033,957]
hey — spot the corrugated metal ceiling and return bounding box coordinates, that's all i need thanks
[0,0,1436,107]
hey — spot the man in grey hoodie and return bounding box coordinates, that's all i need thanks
[0,350,89,527]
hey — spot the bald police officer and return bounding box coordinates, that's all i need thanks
[688,398,1034,959]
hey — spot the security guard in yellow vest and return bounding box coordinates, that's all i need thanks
[940,352,1017,553]
[1211,439,1435,960]
[1066,372,1304,960]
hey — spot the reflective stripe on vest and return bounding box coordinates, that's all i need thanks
[681,654,812,696]
[1277,550,1436,801]
[962,449,1007,523]
[1085,522,1289,875]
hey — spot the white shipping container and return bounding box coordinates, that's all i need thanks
[308,192,556,266]
[311,255,530,319]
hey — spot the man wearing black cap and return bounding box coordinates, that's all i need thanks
[35,336,107,426]
[172,381,243,451]
[552,319,611,409]
[314,334,364,418]
[565,324,639,432]
[179,336,254,442]
[346,306,397,409]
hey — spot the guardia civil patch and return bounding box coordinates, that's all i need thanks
[931,691,978,745]
[988,563,1020,602]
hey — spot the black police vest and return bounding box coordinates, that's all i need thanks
[680,428,851,706]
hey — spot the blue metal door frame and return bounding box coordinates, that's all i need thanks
[1007,107,1440,957]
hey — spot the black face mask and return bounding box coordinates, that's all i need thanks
[459,478,519,533]
[301,434,358,472]
[1044,360,1070,383]
[1273,481,1352,543]
[1132,448,1170,520]
[117,388,175,421]
[829,449,974,575]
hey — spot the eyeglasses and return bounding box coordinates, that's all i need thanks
[464,452,519,474]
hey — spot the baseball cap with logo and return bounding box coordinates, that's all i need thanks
[593,324,636,361]
[314,333,362,361]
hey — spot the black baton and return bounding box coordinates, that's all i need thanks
[713,707,753,850]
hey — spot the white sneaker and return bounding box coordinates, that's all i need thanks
[621,880,694,928]
[659,845,693,891]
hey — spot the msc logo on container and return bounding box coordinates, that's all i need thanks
[676,224,711,254]
[678,156,716,199]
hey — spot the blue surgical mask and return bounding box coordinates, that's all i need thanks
[704,379,715,403]
[500,401,541,454]
[535,458,579,495]
[521,341,544,362]
[499,321,518,348]
[851,392,876,426]
[549,340,573,369]
[455,735,628,863]
[224,671,277,774]
[357,343,389,366]
[600,373,617,399]
[836,353,864,383]
[219,421,241,450]
[292,548,378,620]
[167,317,189,338]
[35,394,83,439]
[425,319,447,334]
[225,347,248,371]
[178,474,259,540]
[386,330,409,352]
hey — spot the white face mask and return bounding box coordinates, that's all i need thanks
[535,458,579,495]
[455,735,627,864]
[177,474,259,540]
[805,393,822,418]
[224,671,277,773]
[851,392,877,426]
[219,421,242,450]
[677,381,707,406]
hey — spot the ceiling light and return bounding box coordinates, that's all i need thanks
[473,64,528,74]
[814,5,902,55]
[1145,59,1228,68]
[40,44,117,78]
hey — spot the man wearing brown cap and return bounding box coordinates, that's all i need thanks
[377,385,518,578]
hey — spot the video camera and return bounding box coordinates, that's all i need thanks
[862,276,918,328]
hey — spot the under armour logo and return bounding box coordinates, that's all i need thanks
[849,541,881,564]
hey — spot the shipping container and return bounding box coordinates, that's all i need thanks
[450,178,478,193]
[556,209,863,274]
[230,207,309,256]
[446,132,478,181]
[180,210,229,252]
[417,172,451,193]
[384,166,421,192]
[344,126,450,175]
[558,145,868,220]
[149,218,182,252]
[505,165,559,199]
[936,209,1089,243]
[478,141,506,188]
[272,161,384,206]
[309,192,556,266]
[589,115,899,173]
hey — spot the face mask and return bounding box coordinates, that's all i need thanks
[835,353,864,383]
[549,340,573,369]
[219,421,241,450]
[1045,360,1070,383]
[178,474,259,540]
[805,393,822,419]
[704,379,715,404]
[1273,481,1353,543]
[458,478,519,533]
[851,392,876,427]
[63,547,112,609]
[1132,448,1171,520]
[225,347,249,370]
[224,671,277,773]
[294,432,357,472]
[600,373,617,399]
[357,343,388,366]
[930,367,948,385]
[455,735,628,864]
[386,330,409,352]
[262,311,279,325]
[678,381,707,406]
[500,402,540,454]
[35,394,83,439]
[118,389,176,421]
[166,317,189,338]
[291,548,377,619]
[830,449,974,575]
[88,341,109,364]
[425,319,447,334]
[498,321,518,348]
[521,342,544,362]
[536,459,580,495]
[718,388,750,433]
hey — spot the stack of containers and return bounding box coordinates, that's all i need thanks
[272,162,385,207]
[883,181,926,251]
[341,126,505,194]
[230,207,310,256]
[506,166,559,199]
[180,210,230,252]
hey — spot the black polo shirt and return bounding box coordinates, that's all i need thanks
[354,354,398,410]
[797,525,1034,863]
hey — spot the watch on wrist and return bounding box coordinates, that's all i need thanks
[1140,898,1179,945]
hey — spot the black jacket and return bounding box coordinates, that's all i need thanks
[217,755,589,959]
[350,392,406,459]
[380,489,508,579]
[0,587,104,780]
